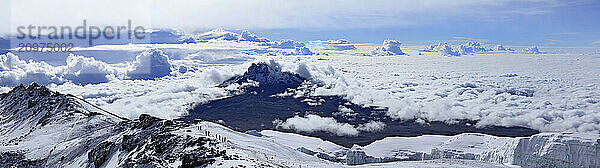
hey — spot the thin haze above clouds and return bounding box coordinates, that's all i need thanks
[2,0,599,45]
[3,0,585,29]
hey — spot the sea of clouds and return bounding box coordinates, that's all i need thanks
[1,37,599,136]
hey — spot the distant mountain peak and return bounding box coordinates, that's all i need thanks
[219,61,305,92]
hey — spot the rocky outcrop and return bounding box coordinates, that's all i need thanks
[90,114,227,168]
[88,141,116,168]
[219,61,305,90]
[0,151,46,168]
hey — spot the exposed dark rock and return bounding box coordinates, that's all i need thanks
[89,141,115,168]
[181,147,225,168]
[244,130,263,137]
[0,151,46,168]
[219,62,305,94]
[109,113,227,168]
[134,114,163,129]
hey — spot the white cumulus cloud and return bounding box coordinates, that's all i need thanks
[63,54,120,85]
[127,48,173,80]
[275,115,359,136]
[274,115,386,136]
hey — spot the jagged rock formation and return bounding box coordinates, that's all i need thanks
[88,114,228,168]
[219,61,305,90]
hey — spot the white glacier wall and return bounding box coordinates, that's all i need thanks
[511,133,600,168]
[359,132,600,167]
[265,130,599,167]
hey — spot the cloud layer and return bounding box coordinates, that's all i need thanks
[274,115,386,136]
[0,48,177,87]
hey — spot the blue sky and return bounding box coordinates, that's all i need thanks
[2,0,599,46]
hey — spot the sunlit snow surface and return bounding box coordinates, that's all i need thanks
[1,40,599,134]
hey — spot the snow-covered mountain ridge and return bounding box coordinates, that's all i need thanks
[0,83,268,167]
